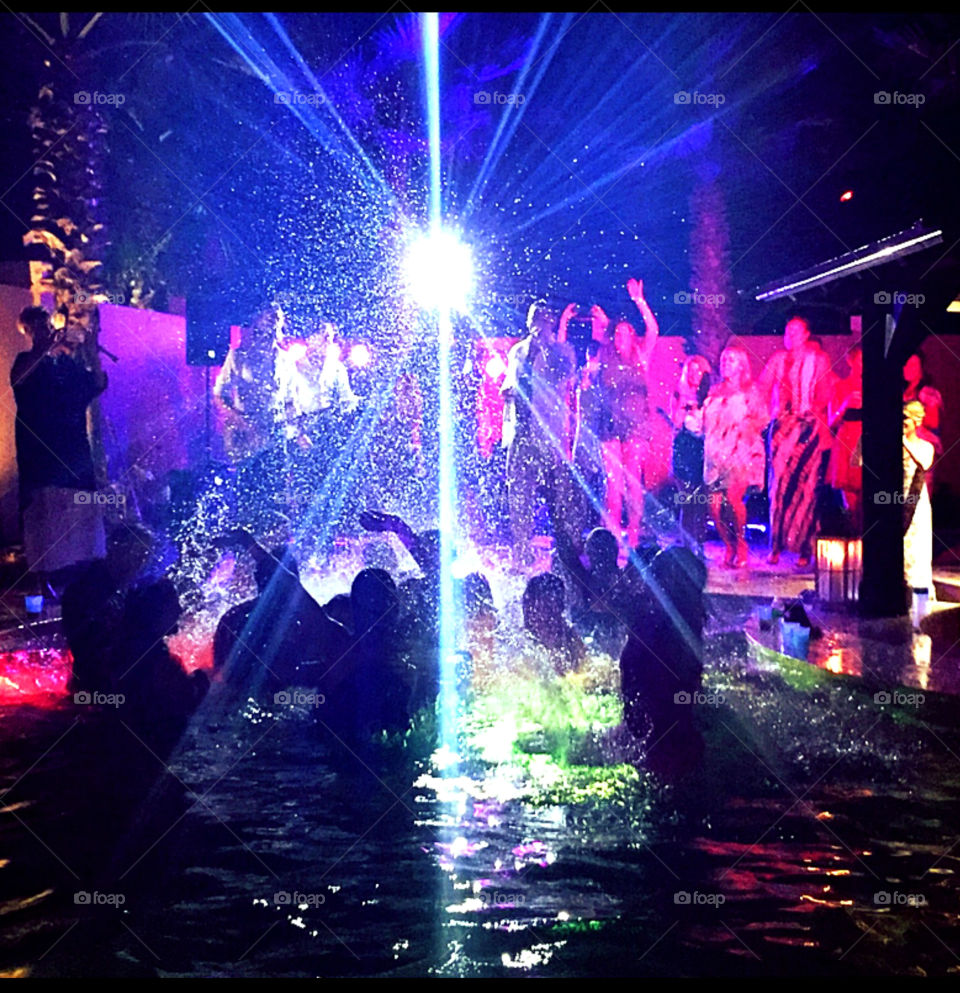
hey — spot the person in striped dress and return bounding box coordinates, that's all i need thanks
[758,317,834,568]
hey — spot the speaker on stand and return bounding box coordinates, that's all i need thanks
[187,292,234,462]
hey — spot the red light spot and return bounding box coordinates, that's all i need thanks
[0,648,72,705]
[840,190,854,202]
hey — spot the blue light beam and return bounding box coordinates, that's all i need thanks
[422,12,461,772]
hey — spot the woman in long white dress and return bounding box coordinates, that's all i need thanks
[903,400,935,597]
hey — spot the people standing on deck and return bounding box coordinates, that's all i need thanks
[11,306,108,595]
[213,303,284,463]
[903,352,944,489]
[572,339,607,532]
[827,345,863,533]
[275,322,360,514]
[903,400,936,607]
[213,303,287,520]
[703,345,766,568]
[758,315,833,568]
[501,301,578,570]
[596,278,660,554]
[276,323,360,436]
[670,353,712,553]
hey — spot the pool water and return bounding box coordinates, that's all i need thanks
[2,613,960,977]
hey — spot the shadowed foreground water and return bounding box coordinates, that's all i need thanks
[2,626,960,978]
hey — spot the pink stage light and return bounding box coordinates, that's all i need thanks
[840,189,854,202]
[349,343,372,367]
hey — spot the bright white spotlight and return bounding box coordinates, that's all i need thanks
[349,342,372,368]
[403,227,474,312]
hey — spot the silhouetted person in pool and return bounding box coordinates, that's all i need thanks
[458,571,499,688]
[329,568,422,741]
[116,578,208,754]
[64,522,155,695]
[462,572,497,643]
[522,573,586,677]
[620,546,706,778]
[359,510,444,708]
[553,525,630,657]
[359,510,441,642]
[621,539,662,603]
[322,592,354,631]
[212,530,350,693]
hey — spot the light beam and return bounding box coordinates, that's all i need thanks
[422,11,461,774]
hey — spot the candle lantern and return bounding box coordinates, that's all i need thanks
[815,536,862,603]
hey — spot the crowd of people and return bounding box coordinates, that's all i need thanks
[7,293,948,768]
[55,501,706,771]
[500,285,946,580]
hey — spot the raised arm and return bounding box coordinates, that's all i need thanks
[590,304,610,344]
[213,527,271,566]
[626,278,658,363]
[362,507,441,578]
[557,302,577,345]
[358,510,424,565]
[544,479,587,579]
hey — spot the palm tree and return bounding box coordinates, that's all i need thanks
[21,12,110,329]
[20,12,112,485]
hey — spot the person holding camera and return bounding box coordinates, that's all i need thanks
[11,306,108,593]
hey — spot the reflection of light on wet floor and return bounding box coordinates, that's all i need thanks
[824,651,844,675]
[799,892,854,907]
[0,648,71,704]
[805,628,945,691]
[809,633,862,678]
[501,942,567,970]
[913,634,932,690]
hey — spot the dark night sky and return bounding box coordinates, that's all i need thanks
[0,10,957,338]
